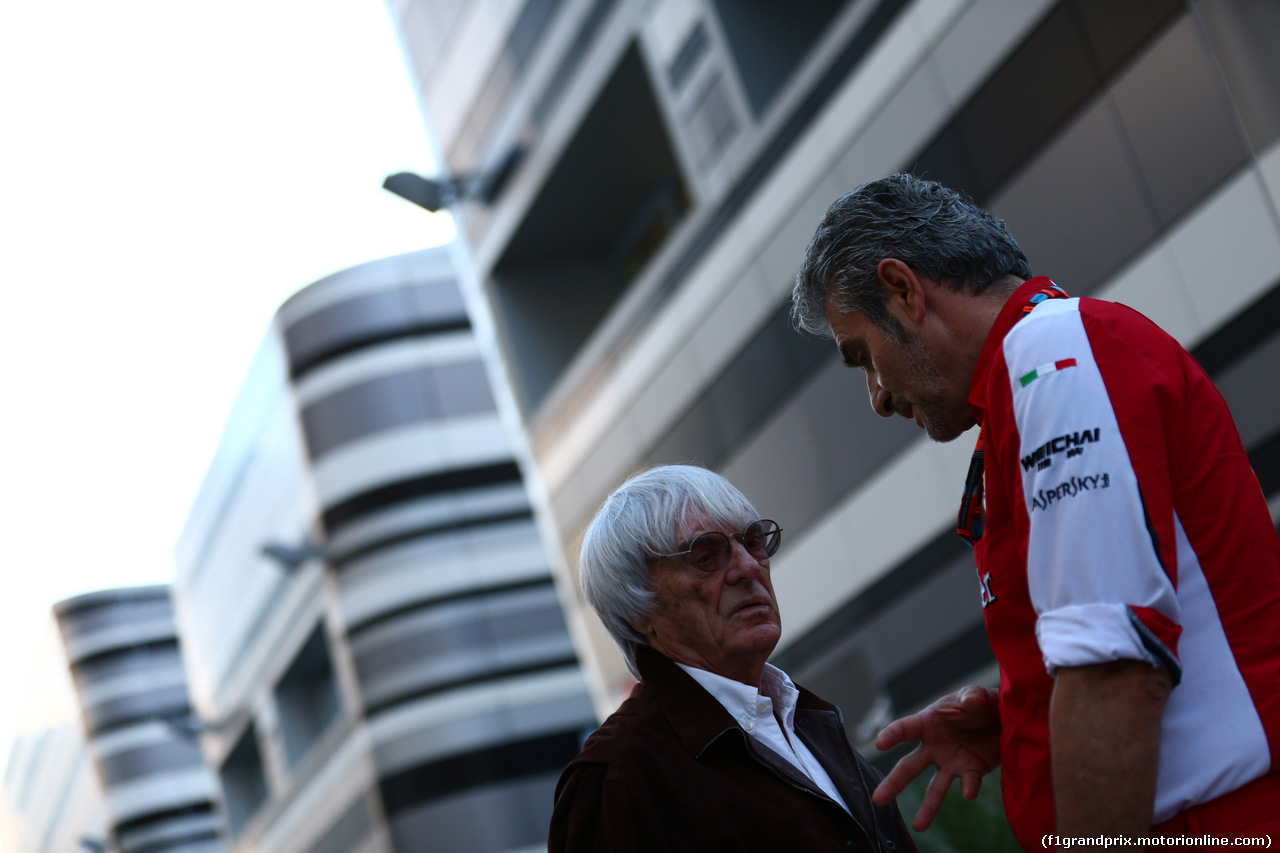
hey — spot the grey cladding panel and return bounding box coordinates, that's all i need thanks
[863,552,985,676]
[435,359,497,416]
[1110,17,1249,226]
[910,0,1182,202]
[301,360,495,459]
[350,586,574,709]
[387,771,561,853]
[307,795,374,853]
[85,686,190,735]
[1212,328,1280,449]
[786,547,988,725]
[98,740,205,786]
[722,409,838,534]
[284,281,467,375]
[372,691,595,778]
[1197,0,1280,152]
[798,360,918,493]
[303,368,441,456]
[707,314,809,454]
[788,638,882,736]
[58,595,172,640]
[991,94,1160,293]
[116,810,220,853]
[722,356,916,540]
[648,398,725,468]
[73,643,183,688]
[645,301,832,476]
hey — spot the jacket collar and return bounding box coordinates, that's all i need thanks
[968,276,1058,425]
[632,646,883,848]
[634,645,836,758]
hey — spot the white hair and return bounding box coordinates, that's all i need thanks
[579,465,760,678]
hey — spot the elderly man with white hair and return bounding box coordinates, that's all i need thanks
[549,464,914,853]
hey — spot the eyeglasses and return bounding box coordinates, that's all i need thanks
[650,520,783,574]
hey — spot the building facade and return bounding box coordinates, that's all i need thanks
[1,617,110,853]
[54,586,222,853]
[389,0,1280,741]
[173,247,594,853]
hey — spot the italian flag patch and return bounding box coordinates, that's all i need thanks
[1019,358,1077,387]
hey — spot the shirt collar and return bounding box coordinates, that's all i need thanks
[968,276,1057,425]
[676,662,800,730]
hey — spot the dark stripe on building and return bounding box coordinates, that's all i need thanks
[330,509,534,569]
[345,576,556,639]
[379,728,583,816]
[362,658,579,719]
[321,461,523,532]
[289,318,472,381]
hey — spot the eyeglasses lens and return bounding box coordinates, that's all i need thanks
[685,521,781,572]
[686,534,728,572]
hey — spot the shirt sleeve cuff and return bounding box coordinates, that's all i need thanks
[1036,603,1182,685]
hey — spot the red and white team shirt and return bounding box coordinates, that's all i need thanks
[969,278,1280,849]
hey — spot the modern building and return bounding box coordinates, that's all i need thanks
[1,617,110,853]
[389,0,1280,749]
[173,247,595,853]
[53,586,221,853]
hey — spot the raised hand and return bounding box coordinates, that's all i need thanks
[871,685,1002,831]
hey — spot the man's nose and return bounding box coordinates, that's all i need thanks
[867,370,895,418]
[722,539,767,582]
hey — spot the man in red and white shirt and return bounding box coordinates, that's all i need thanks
[791,173,1280,849]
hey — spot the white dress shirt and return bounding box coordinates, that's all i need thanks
[677,662,851,813]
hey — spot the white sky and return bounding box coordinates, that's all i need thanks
[0,0,453,794]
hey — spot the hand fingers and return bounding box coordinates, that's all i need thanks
[936,687,997,723]
[872,746,933,806]
[967,685,999,709]
[912,769,955,831]
[874,713,924,751]
[960,770,983,800]
[871,777,899,808]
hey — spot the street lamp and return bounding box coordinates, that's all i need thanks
[260,538,328,571]
[381,172,462,212]
[383,146,525,212]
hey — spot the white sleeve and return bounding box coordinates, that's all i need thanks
[1003,301,1180,676]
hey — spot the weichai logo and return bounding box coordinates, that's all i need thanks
[1020,428,1101,471]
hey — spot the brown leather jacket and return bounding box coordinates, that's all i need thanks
[549,645,916,852]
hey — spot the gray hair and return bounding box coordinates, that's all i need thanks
[791,173,1031,338]
[579,465,761,679]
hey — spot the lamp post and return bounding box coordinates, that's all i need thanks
[381,172,463,212]
[382,146,524,211]
[260,538,328,572]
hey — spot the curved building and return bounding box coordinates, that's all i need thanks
[175,246,594,853]
[278,247,594,851]
[54,586,221,853]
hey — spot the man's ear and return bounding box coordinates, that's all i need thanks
[630,614,652,637]
[876,258,928,324]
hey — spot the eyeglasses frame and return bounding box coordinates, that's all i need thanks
[647,519,783,574]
